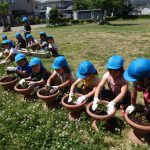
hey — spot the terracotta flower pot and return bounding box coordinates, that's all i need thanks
[37,87,60,108]
[14,83,34,99]
[86,100,116,132]
[0,76,18,90]
[61,94,86,121]
[18,49,31,56]
[125,110,150,145]
[30,51,50,58]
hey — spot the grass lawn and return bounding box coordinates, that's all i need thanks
[0,19,150,150]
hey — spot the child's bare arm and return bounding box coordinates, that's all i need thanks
[94,77,107,98]
[70,78,82,94]
[46,72,57,86]
[131,86,137,105]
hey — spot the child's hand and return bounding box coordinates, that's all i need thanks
[126,105,135,114]
[107,101,115,115]
[76,95,86,105]
[92,97,99,111]
[28,81,35,87]
[50,86,58,94]
[68,93,74,102]
[7,67,17,72]
[19,79,26,85]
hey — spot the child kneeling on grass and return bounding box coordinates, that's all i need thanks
[15,33,26,49]
[6,53,32,78]
[19,57,50,92]
[46,55,75,94]
[124,58,150,114]
[93,55,130,115]
[39,32,48,50]
[47,35,59,57]
[68,61,100,104]
[26,34,40,50]
[0,39,18,64]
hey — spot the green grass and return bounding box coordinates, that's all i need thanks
[0,19,150,150]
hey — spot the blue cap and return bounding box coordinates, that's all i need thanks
[22,17,28,22]
[47,35,53,39]
[124,58,150,82]
[106,55,124,69]
[29,57,41,67]
[26,34,33,39]
[52,56,69,69]
[15,32,21,38]
[40,32,46,35]
[1,34,7,40]
[76,61,96,79]
[15,53,26,62]
[2,39,11,44]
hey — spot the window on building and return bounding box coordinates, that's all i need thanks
[27,0,30,2]
[7,0,17,3]
[35,5,38,9]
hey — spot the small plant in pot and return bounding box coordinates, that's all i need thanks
[61,94,86,121]
[0,74,18,90]
[125,106,150,145]
[37,86,60,109]
[86,100,116,132]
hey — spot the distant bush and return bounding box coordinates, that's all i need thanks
[105,16,118,21]
[16,17,21,26]
[70,20,80,24]
[138,15,150,19]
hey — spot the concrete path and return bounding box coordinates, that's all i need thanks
[0,24,46,33]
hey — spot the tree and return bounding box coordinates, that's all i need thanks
[0,2,9,15]
[49,8,59,26]
[73,0,92,10]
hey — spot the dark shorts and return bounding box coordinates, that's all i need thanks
[99,89,131,106]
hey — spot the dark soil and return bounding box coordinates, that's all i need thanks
[0,76,16,83]
[129,110,150,126]
[17,84,29,89]
[64,94,79,105]
[90,103,107,115]
[7,70,15,75]
[39,89,57,96]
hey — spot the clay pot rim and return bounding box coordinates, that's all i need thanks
[61,94,86,109]
[37,87,60,99]
[14,82,33,92]
[125,111,150,131]
[0,76,18,85]
[86,101,116,120]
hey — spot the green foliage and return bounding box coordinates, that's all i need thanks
[16,17,21,25]
[49,8,59,26]
[0,2,9,15]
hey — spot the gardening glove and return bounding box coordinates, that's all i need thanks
[0,60,7,64]
[92,97,99,111]
[28,81,35,87]
[50,86,58,94]
[0,52,3,58]
[68,93,74,102]
[107,100,115,115]
[7,67,17,72]
[76,95,86,105]
[126,105,135,114]
[19,79,26,86]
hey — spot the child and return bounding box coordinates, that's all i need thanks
[22,17,31,40]
[26,34,40,50]
[68,61,100,104]
[39,32,48,50]
[6,53,32,78]
[15,32,26,49]
[46,56,75,93]
[47,35,59,57]
[1,34,7,41]
[1,39,18,63]
[93,55,130,114]
[124,58,150,114]
[22,57,50,88]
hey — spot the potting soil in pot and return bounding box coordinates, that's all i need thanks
[90,103,107,115]
[39,89,57,96]
[129,111,150,126]
[17,83,29,89]
[65,94,79,105]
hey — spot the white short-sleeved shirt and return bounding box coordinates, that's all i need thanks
[53,70,75,84]
[103,72,128,95]
[48,42,59,50]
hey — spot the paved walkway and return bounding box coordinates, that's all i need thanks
[0,24,46,33]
